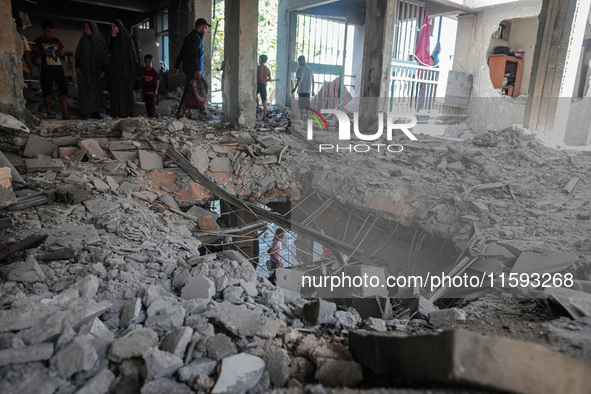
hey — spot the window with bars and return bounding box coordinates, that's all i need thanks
[156,11,169,66]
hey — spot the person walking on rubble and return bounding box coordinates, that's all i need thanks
[108,19,139,118]
[171,18,211,119]
[75,21,108,120]
[33,19,70,120]
[269,227,285,271]
[291,55,314,121]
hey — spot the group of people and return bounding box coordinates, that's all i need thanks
[18,15,315,122]
[17,18,159,120]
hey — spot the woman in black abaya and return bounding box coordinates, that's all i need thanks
[108,19,138,118]
[75,21,107,119]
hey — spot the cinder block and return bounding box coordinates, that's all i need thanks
[349,329,591,394]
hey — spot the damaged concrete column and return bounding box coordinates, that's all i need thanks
[523,0,591,146]
[168,0,212,94]
[358,0,398,127]
[0,0,28,121]
[223,0,258,127]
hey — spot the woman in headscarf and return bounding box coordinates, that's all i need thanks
[75,21,108,119]
[108,19,138,118]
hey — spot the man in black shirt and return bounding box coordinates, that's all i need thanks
[171,18,211,118]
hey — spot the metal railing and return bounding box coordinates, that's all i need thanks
[389,60,440,113]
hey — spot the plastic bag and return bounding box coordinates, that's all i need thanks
[184,78,206,110]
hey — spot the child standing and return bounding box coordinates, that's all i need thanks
[257,54,272,120]
[140,54,159,118]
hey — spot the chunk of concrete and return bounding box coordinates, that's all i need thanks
[334,308,362,329]
[187,147,210,173]
[187,205,218,220]
[409,296,439,320]
[0,166,17,207]
[120,298,143,326]
[79,138,107,158]
[0,343,54,367]
[363,317,387,332]
[303,299,336,325]
[206,334,237,361]
[140,379,192,394]
[75,369,115,394]
[0,363,65,394]
[428,308,466,328]
[511,251,579,274]
[6,255,46,283]
[23,135,58,158]
[178,358,218,382]
[264,348,291,387]
[349,329,591,394]
[209,157,232,172]
[160,326,193,358]
[108,328,159,361]
[138,150,164,171]
[197,216,220,231]
[145,304,186,334]
[52,337,98,377]
[314,359,363,387]
[212,353,265,394]
[181,275,215,300]
[203,302,282,338]
[143,347,184,381]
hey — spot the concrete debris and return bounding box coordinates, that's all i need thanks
[410,296,439,320]
[264,348,291,387]
[120,298,143,326]
[349,329,591,394]
[79,138,107,158]
[363,317,387,332]
[334,308,362,329]
[23,135,57,158]
[178,358,217,383]
[428,308,467,328]
[203,302,282,338]
[140,379,192,394]
[181,275,216,300]
[52,337,98,377]
[0,343,53,367]
[211,353,265,394]
[6,255,46,282]
[75,368,115,394]
[206,333,237,360]
[303,299,337,325]
[108,328,159,361]
[160,326,193,358]
[511,251,579,274]
[142,347,184,380]
[138,150,164,171]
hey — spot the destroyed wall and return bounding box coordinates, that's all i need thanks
[0,0,28,121]
[453,2,541,132]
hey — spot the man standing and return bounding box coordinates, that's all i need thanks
[257,54,272,120]
[33,20,69,119]
[291,55,314,120]
[171,18,211,119]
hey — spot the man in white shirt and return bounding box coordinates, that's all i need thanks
[291,55,315,120]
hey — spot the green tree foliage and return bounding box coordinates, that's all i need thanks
[211,0,278,96]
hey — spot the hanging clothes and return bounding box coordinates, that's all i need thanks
[415,7,433,67]
[75,22,108,117]
[108,19,139,118]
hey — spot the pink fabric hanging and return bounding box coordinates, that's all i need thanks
[415,7,433,67]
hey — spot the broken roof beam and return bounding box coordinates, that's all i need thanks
[166,146,363,258]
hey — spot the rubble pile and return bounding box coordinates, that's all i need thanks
[1,118,591,393]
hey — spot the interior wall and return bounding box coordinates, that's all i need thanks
[453,1,542,132]
[507,17,538,94]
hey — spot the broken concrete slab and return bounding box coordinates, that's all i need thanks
[187,205,218,221]
[6,255,46,283]
[363,317,387,332]
[83,198,121,216]
[160,326,193,358]
[79,139,107,158]
[75,368,115,394]
[140,378,192,394]
[211,353,265,394]
[145,304,186,334]
[52,135,80,147]
[25,156,64,172]
[0,363,65,394]
[0,166,17,207]
[108,328,159,361]
[0,343,54,367]
[187,147,210,173]
[428,308,466,328]
[159,194,180,210]
[209,157,232,172]
[314,359,363,387]
[303,299,336,325]
[112,150,137,163]
[410,296,439,320]
[511,251,579,274]
[483,243,515,258]
[264,348,291,387]
[143,347,184,381]
[52,337,98,378]
[23,135,58,158]
[120,298,143,326]
[197,216,220,231]
[138,150,164,171]
[178,358,217,383]
[206,334,237,361]
[349,329,591,394]
[545,287,591,319]
[203,302,282,338]
[334,308,362,329]
[181,275,215,300]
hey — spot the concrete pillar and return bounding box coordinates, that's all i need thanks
[0,0,28,121]
[358,0,397,124]
[524,0,591,146]
[168,0,212,94]
[223,0,258,126]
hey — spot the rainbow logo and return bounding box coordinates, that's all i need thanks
[305,108,328,130]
